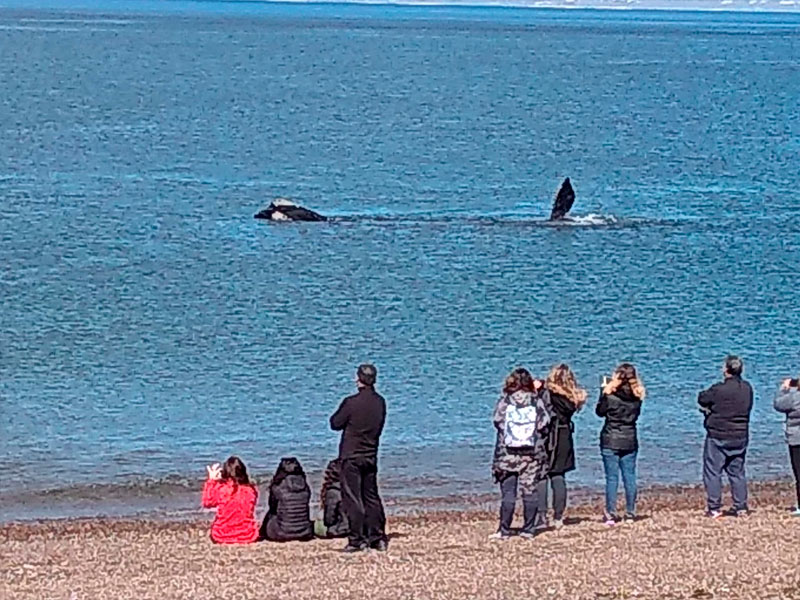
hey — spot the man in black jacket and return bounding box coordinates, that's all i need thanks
[698,355,754,518]
[330,364,387,552]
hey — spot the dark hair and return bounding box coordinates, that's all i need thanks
[725,355,743,377]
[271,456,305,488]
[613,363,646,400]
[503,367,536,395]
[357,363,377,387]
[221,456,251,486]
[319,458,341,509]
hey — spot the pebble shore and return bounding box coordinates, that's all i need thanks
[2,482,799,600]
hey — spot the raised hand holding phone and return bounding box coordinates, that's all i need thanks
[206,463,222,480]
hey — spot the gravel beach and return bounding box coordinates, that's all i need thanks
[2,482,799,600]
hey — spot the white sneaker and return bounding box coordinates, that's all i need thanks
[518,532,535,539]
[488,531,510,540]
[553,519,564,530]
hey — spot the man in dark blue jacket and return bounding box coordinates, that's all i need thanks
[330,363,387,552]
[698,355,754,518]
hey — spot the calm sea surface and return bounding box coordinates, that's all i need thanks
[1,1,800,521]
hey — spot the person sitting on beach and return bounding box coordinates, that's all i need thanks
[490,367,552,539]
[774,375,800,516]
[597,363,645,526]
[537,363,587,529]
[259,457,314,542]
[317,458,350,538]
[202,456,260,544]
[698,355,753,519]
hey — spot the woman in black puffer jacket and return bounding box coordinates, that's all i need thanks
[260,457,314,542]
[596,363,645,525]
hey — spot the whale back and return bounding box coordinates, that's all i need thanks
[549,178,575,221]
[254,198,327,222]
[272,198,296,208]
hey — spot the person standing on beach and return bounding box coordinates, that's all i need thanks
[491,368,552,539]
[773,375,800,516]
[330,363,387,552]
[698,355,753,518]
[537,363,587,529]
[596,363,645,526]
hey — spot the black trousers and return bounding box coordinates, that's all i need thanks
[340,456,386,547]
[791,445,800,507]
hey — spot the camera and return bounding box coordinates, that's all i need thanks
[790,379,799,388]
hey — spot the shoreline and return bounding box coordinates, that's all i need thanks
[3,481,799,599]
[2,479,796,526]
[1,478,795,525]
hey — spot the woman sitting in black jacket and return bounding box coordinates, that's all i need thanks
[260,457,314,542]
[537,363,587,529]
[597,363,645,526]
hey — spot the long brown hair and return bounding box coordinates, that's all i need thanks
[503,367,536,395]
[611,363,646,400]
[221,456,252,488]
[546,363,587,409]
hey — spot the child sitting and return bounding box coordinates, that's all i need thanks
[319,458,349,538]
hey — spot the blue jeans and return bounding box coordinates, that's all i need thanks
[703,436,748,512]
[601,448,638,517]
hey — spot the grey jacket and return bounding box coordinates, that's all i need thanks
[773,388,800,446]
[492,390,552,493]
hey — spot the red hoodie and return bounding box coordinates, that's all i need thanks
[202,479,259,544]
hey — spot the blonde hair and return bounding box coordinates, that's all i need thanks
[614,363,646,400]
[546,363,587,409]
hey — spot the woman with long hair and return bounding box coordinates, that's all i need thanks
[259,457,314,542]
[596,363,645,525]
[490,367,552,539]
[537,363,587,529]
[201,455,259,544]
[774,375,800,516]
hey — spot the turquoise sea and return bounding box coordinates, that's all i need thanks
[1,0,799,521]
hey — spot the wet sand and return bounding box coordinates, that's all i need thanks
[2,482,799,600]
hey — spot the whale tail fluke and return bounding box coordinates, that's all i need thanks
[549,178,575,221]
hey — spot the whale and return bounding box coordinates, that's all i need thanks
[254,199,327,222]
[549,178,575,221]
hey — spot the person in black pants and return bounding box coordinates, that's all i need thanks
[330,363,387,552]
[537,363,587,529]
[698,355,754,518]
[773,376,800,516]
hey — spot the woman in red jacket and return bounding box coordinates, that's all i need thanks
[202,456,259,544]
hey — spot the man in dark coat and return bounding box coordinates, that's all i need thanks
[698,355,754,518]
[330,364,387,552]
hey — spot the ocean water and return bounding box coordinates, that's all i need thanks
[1,1,800,522]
